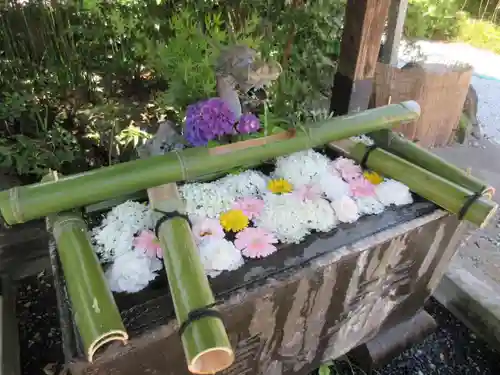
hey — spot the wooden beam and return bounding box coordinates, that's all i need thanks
[330,0,392,115]
[380,0,409,66]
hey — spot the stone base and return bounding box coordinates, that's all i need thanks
[347,309,437,373]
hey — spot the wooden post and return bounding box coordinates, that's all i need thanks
[330,0,392,115]
[380,0,409,66]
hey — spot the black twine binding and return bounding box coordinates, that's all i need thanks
[178,307,224,337]
[458,189,485,221]
[154,209,192,237]
[360,144,378,169]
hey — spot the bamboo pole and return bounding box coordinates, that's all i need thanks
[0,101,421,225]
[369,129,495,198]
[329,140,497,228]
[44,172,128,362]
[148,183,233,374]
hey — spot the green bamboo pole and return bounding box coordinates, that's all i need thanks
[44,172,128,362]
[369,129,495,198]
[330,140,497,228]
[0,101,421,225]
[148,183,233,374]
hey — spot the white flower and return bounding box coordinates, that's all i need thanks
[216,170,268,197]
[106,251,162,293]
[318,173,351,201]
[198,238,244,278]
[331,196,360,223]
[255,193,310,244]
[356,196,385,216]
[92,201,157,262]
[375,180,413,206]
[350,134,374,146]
[180,181,234,219]
[179,170,268,219]
[273,150,332,187]
[304,198,338,232]
[255,193,336,244]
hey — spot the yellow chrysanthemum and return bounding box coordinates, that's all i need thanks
[363,171,384,185]
[267,178,293,194]
[219,209,249,232]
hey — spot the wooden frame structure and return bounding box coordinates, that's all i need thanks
[330,0,408,115]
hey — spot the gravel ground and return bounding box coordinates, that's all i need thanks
[16,271,500,375]
[317,298,500,375]
[398,40,500,144]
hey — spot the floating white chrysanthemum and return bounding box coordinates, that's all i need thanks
[180,182,235,219]
[198,238,245,278]
[216,170,268,198]
[273,150,332,187]
[375,180,414,206]
[350,134,374,146]
[255,193,335,244]
[356,196,385,216]
[303,198,338,232]
[331,196,360,223]
[106,251,162,293]
[92,200,157,262]
[318,173,351,201]
[255,193,310,244]
[180,170,268,219]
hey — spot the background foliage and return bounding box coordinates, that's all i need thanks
[0,0,345,181]
[405,0,500,53]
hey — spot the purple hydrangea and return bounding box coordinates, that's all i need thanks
[236,113,261,134]
[185,98,237,146]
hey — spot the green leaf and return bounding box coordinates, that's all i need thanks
[207,140,221,148]
[318,364,331,375]
[271,126,286,134]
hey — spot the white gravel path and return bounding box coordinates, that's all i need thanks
[397,40,500,144]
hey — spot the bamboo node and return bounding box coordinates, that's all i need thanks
[174,149,188,181]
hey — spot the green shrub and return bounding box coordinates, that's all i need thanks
[405,0,467,39]
[0,0,345,180]
[458,18,500,53]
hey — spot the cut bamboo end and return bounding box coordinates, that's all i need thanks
[188,347,235,375]
[400,100,420,116]
[87,331,129,363]
[479,201,498,229]
[483,188,495,200]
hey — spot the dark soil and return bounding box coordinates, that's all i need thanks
[15,270,500,375]
[16,271,65,375]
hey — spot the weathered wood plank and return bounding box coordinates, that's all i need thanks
[0,221,50,279]
[330,0,392,115]
[380,0,409,66]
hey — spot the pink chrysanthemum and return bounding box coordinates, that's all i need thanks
[349,177,376,197]
[133,230,163,259]
[232,197,265,220]
[192,218,226,243]
[293,184,323,202]
[334,157,363,181]
[234,227,279,259]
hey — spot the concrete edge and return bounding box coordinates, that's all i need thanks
[433,259,500,352]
